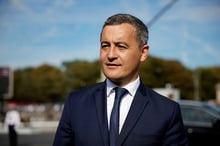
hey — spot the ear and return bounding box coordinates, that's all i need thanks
[140,44,149,62]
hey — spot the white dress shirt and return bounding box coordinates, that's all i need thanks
[106,77,140,133]
[4,109,21,130]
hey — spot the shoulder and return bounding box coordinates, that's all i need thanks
[141,85,182,120]
[65,82,105,102]
[62,82,106,112]
[140,82,180,108]
[69,82,105,96]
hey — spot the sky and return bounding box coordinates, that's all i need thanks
[0,0,220,70]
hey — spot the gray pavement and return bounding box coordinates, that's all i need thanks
[0,132,55,146]
[0,121,58,134]
[0,121,58,146]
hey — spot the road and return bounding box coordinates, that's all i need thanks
[0,121,58,146]
[0,132,55,146]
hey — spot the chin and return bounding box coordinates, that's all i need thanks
[104,72,119,79]
[107,76,123,83]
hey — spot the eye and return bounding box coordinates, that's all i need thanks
[118,45,126,49]
[101,42,109,49]
[117,43,128,49]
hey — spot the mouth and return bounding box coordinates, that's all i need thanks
[106,63,120,68]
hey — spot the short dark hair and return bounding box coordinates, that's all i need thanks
[101,13,149,47]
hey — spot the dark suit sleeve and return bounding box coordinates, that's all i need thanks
[163,103,189,146]
[53,94,74,146]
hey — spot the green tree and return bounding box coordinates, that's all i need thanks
[32,64,66,102]
[140,56,166,87]
[14,67,35,101]
[163,60,194,99]
[198,67,220,101]
[140,56,194,99]
[13,57,220,102]
[63,60,101,92]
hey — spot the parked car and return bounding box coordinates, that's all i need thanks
[179,100,220,146]
[203,102,220,115]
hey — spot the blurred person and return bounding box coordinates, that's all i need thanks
[4,103,21,146]
[53,13,188,146]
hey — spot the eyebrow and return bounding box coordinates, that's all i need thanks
[101,41,109,44]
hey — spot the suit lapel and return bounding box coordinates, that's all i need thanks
[118,82,149,145]
[93,82,109,146]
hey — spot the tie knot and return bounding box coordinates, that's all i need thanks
[114,87,128,101]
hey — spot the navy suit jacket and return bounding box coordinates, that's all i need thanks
[53,81,188,146]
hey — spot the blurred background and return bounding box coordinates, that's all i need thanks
[0,0,220,145]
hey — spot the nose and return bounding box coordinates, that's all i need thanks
[107,47,117,61]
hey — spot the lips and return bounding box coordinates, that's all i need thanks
[105,62,121,69]
[106,63,120,66]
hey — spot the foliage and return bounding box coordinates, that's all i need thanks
[62,60,101,92]
[12,57,220,103]
[140,56,194,99]
[14,67,35,101]
[31,64,66,102]
[140,57,166,87]
[14,64,66,102]
[197,67,220,101]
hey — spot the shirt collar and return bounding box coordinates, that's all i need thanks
[106,77,140,97]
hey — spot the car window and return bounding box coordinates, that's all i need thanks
[180,105,219,124]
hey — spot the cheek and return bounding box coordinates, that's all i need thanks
[123,52,140,63]
[100,51,107,64]
[122,53,141,68]
[100,50,105,59]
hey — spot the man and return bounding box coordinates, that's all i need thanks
[53,13,188,146]
[4,103,21,146]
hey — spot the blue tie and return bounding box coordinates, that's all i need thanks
[110,87,128,146]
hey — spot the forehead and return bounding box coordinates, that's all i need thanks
[101,23,136,41]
